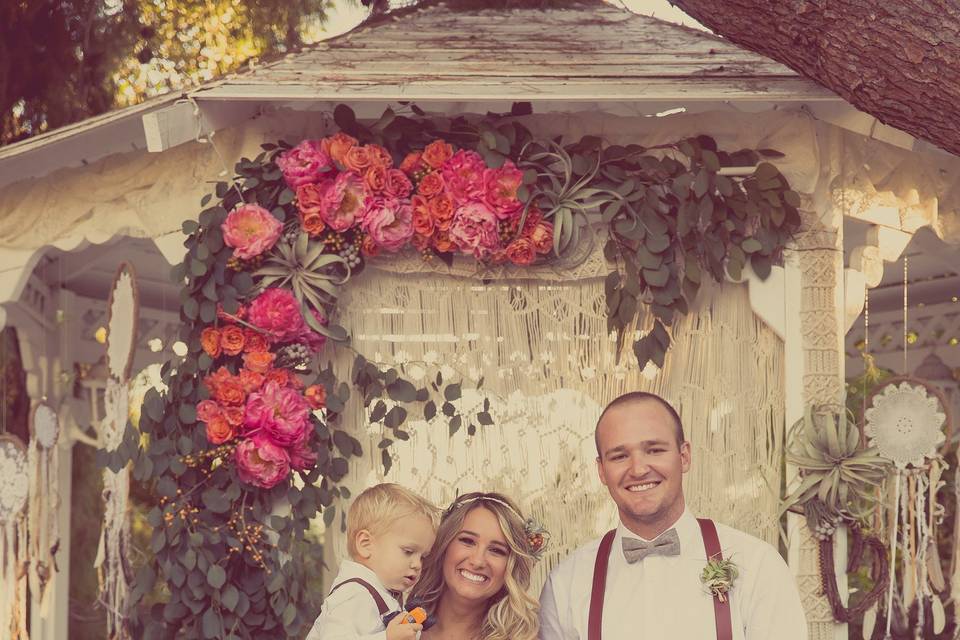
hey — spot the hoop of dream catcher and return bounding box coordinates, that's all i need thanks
[0,434,29,639]
[28,402,61,613]
[865,375,952,638]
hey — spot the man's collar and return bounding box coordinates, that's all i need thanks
[616,508,697,542]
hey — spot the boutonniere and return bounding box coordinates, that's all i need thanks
[700,557,738,602]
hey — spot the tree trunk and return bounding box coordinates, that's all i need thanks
[667,0,960,156]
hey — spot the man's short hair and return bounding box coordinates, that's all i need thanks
[346,483,439,559]
[595,391,685,453]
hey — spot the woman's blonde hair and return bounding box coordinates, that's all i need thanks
[409,492,539,640]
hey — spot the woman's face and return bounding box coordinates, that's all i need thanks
[441,506,510,603]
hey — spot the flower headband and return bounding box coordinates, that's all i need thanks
[444,493,551,560]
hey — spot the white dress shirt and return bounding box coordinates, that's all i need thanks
[539,510,807,640]
[304,560,402,640]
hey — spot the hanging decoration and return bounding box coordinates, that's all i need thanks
[107,103,803,638]
[0,434,29,640]
[27,402,61,616]
[865,379,947,468]
[96,262,139,640]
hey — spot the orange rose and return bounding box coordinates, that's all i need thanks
[361,234,381,258]
[219,325,246,356]
[302,213,325,236]
[304,384,327,409]
[367,144,393,169]
[244,330,270,353]
[529,221,554,255]
[203,366,232,398]
[417,171,444,198]
[265,368,304,389]
[221,405,244,427]
[201,328,222,358]
[430,195,454,231]
[239,369,264,394]
[322,132,358,166]
[422,140,454,169]
[400,151,423,175]
[243,351,276,374]
[343,146,372,172]
[413,208,435,236]
[505,238,536,266]
[433,230,454,253]
[364,165,387,194]
[297,182,327,237]
[205,415,235,445]
[214,376,245,406]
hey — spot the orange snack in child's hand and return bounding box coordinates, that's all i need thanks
[400,607,428,625]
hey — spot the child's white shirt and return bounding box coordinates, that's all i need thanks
[304,560,402,640]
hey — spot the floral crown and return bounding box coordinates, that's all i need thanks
[443,492,551,560]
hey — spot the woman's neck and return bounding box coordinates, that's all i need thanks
[428,592,486,639]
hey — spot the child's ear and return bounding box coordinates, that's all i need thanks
[355,529,374,559]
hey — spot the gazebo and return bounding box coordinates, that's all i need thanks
[1,3,958,638]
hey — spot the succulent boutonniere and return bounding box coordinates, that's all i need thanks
[701,557,738,602]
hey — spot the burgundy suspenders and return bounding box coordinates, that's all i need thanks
[587,519,733,640]
[328,577,390,615]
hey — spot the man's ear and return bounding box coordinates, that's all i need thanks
[596,456,608,488]
[355,529,374,559]
[680,441,692,473]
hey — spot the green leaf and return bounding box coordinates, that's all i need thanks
[221,585,239,612]
[202,607,222,639]
[381,449,392,475]
[334,104,357,130]
[444,383,462,401]
[386,379,417,402]
[449,415,462,436]
[742,238,763,254]
[424,400,437,420]
[207,565,226,589]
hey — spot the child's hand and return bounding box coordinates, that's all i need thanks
[386,611,422,640]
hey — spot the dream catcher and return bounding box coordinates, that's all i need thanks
[95,263,138,640]
[28,402,61,616]
[0,434,29,639]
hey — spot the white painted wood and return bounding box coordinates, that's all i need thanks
[745,264,786,339]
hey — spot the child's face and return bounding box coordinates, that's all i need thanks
[363,513,436,592]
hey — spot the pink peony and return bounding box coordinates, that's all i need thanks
[483,161,524,219]
[243,381,312,447]
[449,201,500,259]
[276,140,332,188]
[289,440,319,472]
[235,435,290,489]
[362,197,415,252]
[441,150,486,203]
[247,288,305,343]
[320,172,369,232]
[221,204,283,260]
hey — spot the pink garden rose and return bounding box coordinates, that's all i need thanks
[196,400,221,423]
[276,140,332,188]
[449,201,500,259]
[383,169,413,199]
[362,197,415,252]
[221,204,282,260]
[320,172,369,232]
[247,288,305,343]
[235,435,290,489]
[441,150,486,203]
[243,381,312,447]
[483,161,524,219]
[289,441,319,472]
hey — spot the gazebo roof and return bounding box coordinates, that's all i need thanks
[0,2,845,188]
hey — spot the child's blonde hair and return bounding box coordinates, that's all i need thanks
[346,483,439,559]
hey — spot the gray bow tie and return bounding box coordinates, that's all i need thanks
[622,528,681,563]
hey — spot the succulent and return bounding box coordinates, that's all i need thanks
[780,404,891,528]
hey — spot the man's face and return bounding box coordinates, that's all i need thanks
[595,400,691,538]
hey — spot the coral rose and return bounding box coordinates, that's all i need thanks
[362,198,415,252]
[383,169,413,199]
[360,234,381,258]
[422,140,454,169]
[429,194,455,231]
[244,381,312,447]
[196,399,221,423]
[222,204,283,260]
[484,161,524,219]
[449,201,500,259]
[321,133,358,166]
[235,436,290,489]
[343,146,373,172]
[399,151,423,175]
[297,182,328,237]
[289,441,319,472]
[505,237,536,266]
[239,369,265,394]
[219,325,246,356]
[304,384,327,409]
[417,171,444,198]
[529,220,554,255]
[367,144,393,169]
[441,150,486,203]
[247,288,305,343]
[433,230,455,253]
[204,367,244,405]
[277,140,332,188]
[200,328,221,358]
[320,172,369,232]
[243,351,276,374]
[363,165,387,194]
[243,330,270,353]
[412,207,435,236]
[222,405,245,427]
[205,415,234,445]
[265,368,303,389]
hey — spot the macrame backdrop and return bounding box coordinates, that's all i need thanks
[323,249,785,592]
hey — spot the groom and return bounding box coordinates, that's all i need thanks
[539,391,807,639]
